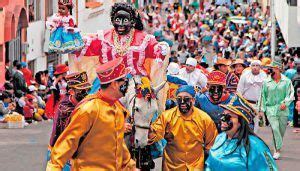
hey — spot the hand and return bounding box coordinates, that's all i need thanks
[124,123,132,133]
[280,103,287,110]
[164,123,174,144]
[158,42,170,56]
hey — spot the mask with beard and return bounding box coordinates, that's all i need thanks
[119,79,129,96]
[176,97,193,114]
[113,10,133,35]
[209,85,224,103]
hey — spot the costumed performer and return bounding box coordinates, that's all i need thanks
[46,57,135,170]
[47,71,91,171]
[205,93,278,171]
[195,70,233,132]
[70,2,170,113]
[148,85,217,170]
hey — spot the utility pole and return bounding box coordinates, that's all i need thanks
[76,0,79,25]
[270,0,276,61]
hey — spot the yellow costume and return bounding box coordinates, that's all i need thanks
[150,107,218,170]
[46,92,135,171]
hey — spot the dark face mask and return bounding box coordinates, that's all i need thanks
[119,79,129,96]
[221,114,233,131]
[74,89,89,102]
[209,85,224,103]
[113,10,133,35]
[176,97,193,114]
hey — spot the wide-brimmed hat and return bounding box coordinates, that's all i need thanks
[96,58,131,84]
[231,59,247,68]
[220,93,257,123]
[267,60,283,70]
[54,64,69,75]
[207,71,226,86]
[214,57,231,68]
[65,71,92,90]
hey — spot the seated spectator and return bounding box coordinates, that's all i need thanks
[0,91,15,116]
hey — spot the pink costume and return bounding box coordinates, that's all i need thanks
[78,29,165,76]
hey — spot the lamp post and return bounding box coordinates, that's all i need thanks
[270,0,276,61]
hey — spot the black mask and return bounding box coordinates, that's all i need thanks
[176,97,193,114]
[119,79,129,96]
[113,10,133,35]
[209,85,224,103]
[74,89,89,102]
[221,114,233,131]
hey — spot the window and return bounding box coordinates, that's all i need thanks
[287,0,297,6]
[28,0,41,22]
[85,0,103,9]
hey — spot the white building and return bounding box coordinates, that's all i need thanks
[274,0,300,48]
[27,0,114,74]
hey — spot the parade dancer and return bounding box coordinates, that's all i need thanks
[205,94,278,171]
[214,57,239,93]
[47,71,91,171]
[46,58,135,170]
[195,71,233,132]
[258,60,294,160]
[148,85,217,170]
[46,0,84,53]
[237,60,267,133]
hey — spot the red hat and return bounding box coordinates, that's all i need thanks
[208,71,226,86]
[96,58,131,84]
[26,94,35,100]
[54,64,69,75]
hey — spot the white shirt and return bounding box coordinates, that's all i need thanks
[179,68,207,88]
[237,70,268,102]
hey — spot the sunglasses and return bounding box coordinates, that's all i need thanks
[221,114,232,122]
[176,97,192,103]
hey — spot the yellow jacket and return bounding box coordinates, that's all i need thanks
[150,107,218,171]
[46,92,135,171]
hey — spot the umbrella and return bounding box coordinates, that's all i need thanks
[227,16,248,24]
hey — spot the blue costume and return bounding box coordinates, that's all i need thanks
[205,132,278,171]
[195,92,232,131]
[46,14,84,54]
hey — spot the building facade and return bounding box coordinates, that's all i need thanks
[0,0,28,87]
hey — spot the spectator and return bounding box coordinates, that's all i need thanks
[12,63,27,96]
[20,62,33,86]
[0,91,15,116]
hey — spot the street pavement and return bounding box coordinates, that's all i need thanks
[0,121,299,171]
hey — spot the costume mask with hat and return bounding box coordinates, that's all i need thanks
[176,85,196,114]
[65,71,92,101]
[207,71,227,103]
[220,93,257,131]
[96,57,131,96]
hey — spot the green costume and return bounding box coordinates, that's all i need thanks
[259,74,294,150]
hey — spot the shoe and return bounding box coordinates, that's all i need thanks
[273,152,280,160]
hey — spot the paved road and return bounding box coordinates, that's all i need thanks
[0,122,299,171]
